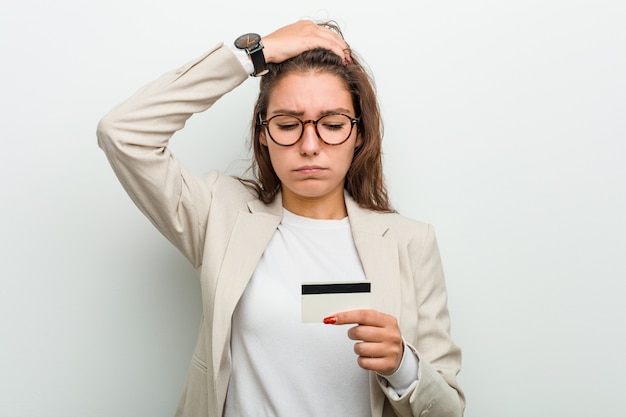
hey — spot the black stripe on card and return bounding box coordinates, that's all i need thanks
[301,282,371,295]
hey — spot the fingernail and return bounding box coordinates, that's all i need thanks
[323,316,337,324]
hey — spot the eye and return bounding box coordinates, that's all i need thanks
[320,115,349,131]
[272,116,301,131]
[322,122,346,131]
[276,122,299,131]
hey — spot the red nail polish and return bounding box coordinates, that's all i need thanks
[323,316,337,324]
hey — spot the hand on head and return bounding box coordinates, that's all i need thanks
[262,20,352,65]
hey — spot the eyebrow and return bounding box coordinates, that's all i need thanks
[268,108,354,117]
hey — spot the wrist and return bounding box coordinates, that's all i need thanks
[234,33,268,77]
[377,341,419,395]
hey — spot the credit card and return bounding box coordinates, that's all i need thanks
[301,281,371,323]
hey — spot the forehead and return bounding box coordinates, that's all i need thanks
[267,72,353,115]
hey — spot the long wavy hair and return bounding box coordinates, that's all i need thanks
[239,22,393,212]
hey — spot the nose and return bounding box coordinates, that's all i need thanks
[299,120,320,155]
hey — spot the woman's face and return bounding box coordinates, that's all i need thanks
[260,71,362,215]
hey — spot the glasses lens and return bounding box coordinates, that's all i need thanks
[267,114,355,145]
[317,114,353,144]
[268,115,302,145]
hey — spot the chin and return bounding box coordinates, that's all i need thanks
[287,183,342,201]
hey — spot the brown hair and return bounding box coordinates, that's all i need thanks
[240,23,393,212]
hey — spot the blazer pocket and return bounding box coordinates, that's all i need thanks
[191,354,208,373]
[176,354,210,417]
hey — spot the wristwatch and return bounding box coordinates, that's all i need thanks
[234,33,269,77]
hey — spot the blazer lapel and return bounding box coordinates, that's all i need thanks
[345,195,402,417]
[211,195,283,403]
[345,195,401,318]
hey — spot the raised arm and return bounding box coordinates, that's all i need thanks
[96,21,350,267]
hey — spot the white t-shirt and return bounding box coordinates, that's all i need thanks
[224,209,371,417]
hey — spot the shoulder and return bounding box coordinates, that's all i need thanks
[350,202,432,236]
[201,170,259,205]
[346,195,434,242]
[379,210,430,230]
[376,211,434,243]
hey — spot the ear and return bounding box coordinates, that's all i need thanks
[355,132,363,148]
[259,130,269,147]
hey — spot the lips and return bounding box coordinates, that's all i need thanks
[294,165,326,175]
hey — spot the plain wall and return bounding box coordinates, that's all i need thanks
[1,1,625,416]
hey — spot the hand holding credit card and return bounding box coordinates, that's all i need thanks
[301,281,371,323]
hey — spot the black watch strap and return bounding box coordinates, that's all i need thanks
[234,33,269,77]
[248,42,269,77]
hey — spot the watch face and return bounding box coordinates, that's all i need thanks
[235,33,261,50]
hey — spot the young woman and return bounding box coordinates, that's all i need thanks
[98,19,464,417]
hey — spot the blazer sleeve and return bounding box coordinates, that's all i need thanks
[96,43,249,267]
[377,224,465,417]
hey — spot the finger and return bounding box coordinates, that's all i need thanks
[357,355,400,375]
[263,20,349,64]
[356,355,379,368]
[354,341,404,375]
[313,22,351,59]
[353,341,381,358]
[293,20,348,60]
[347,324,387,342]
[326,309,386,326]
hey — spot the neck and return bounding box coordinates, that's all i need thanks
[281,191,347,220]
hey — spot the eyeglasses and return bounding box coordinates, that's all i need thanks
[259,113,359,146]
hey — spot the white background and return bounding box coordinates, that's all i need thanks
[1,1,625,416]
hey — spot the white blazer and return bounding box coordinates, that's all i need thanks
[97,43,464,417]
